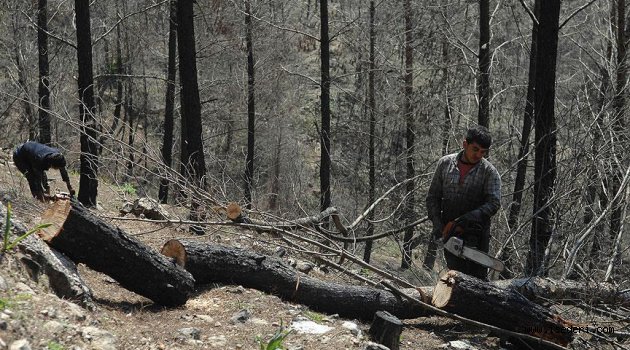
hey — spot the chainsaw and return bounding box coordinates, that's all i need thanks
[442,220,504,272]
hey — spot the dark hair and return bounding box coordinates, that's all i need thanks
[48,153,66,168]
[465,125,492,149]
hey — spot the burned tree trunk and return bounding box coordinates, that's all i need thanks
[493,276,629,306]
[39,200,194,306]
[160,239,427,320]
[433,270,574,346]
[369,311,403,350]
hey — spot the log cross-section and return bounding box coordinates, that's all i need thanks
[160,239,428,320]
[39,200,195,306]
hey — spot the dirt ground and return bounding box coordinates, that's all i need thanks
[0,154,627,350]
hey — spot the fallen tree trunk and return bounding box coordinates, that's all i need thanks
[433,270,575,347]
[39,200,194,307]
[493,276,630,306]
[1,203,94,309]
[160,239,428,320]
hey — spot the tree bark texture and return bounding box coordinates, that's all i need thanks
[368,311,403,350]
[39,200,194,306]
[433,271,574,347]
[364,0,376,263]
[37,0,52,145]
[1,203,94,309]
[244,0,256,210]
[526,0,561,276]
[75,0,99,207]
[159,0,177,204]
[319,0,332,213]
[493,276,629,306]
[477,0,490,127]
[401,0,415,269]
[161,239,428,320]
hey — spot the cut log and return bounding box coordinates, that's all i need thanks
[160,239,428,320]
[433,270,575,347]
[1,203,94,309]
[492,276,630,306]
[39,200,194,306]
[368,311,403,350]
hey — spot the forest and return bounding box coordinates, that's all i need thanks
[0,0,628,287]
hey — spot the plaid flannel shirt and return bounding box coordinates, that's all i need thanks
[426,151,501,234]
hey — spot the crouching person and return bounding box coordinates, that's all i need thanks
[13,141,75,201]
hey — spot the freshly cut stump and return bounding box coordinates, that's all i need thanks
[39,200,194,306]
[432,270,574,347]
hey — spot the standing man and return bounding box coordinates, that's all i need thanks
[426,125,501,280]
[13,141,75,201]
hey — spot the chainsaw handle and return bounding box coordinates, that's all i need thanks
[441,220,464,243]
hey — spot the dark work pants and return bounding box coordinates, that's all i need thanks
[444,231,490,280]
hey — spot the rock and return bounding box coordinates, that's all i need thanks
[444,340,477,349]
[177,327,201,340]
[81,326,117,350]
[43,320,65,334]
[8,339,30,350]
[193,314,214,323]
[341,321,361,336]
[295,261,314,274]
[0,276,9,291]
[230,309,250,324]
[119,197,169,220]
[207,335,227,347]
[364,341,390,350]
[0,320,7,330]
[290,320,334,334]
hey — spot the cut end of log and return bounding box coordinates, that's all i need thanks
[39,199,72,241]
[160,239,187,268]
[431,270,456,308]
[226,202,242,221]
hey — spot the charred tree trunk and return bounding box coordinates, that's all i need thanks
[364,0,376,263]
[159,0,177,204]
[244,0,256,210]
[39,200,194,306]
[433,270,574,347]
[525,0,561,276]
[75,0,99,207]
[477,0,490,127]
[502,0,540,278]
[37,0,52,145]
[160,239,427,320]
[319,0,332,214]
[368,311,403,350]
[401,0,415,269]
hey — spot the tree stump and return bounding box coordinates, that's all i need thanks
[39,200,194,306]
[432,270,575,346]
[160,239,428,320]
[368,311,403,350]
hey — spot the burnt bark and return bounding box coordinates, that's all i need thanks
[433,270,574,347]
[39,200,194,306]
[161,239,428,320]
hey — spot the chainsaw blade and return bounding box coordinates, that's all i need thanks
[444,237,505,272]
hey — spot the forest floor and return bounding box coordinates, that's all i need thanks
[0,151,627,350]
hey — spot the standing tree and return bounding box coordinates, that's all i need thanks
[501,0,540,278]
[401,0,415,269]
[319,0,332,213]
[159,0,178,204]
[244,0,256,209]
[177,0,207,229]
[525,0,561,276]
[607,0,627,280]
[75,0,99,207]
[364,0,376,263]
[477,0,490,127]
[37,0,51,145]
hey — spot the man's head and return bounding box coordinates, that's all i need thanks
[48,153,66,169]
[462,125,492,164]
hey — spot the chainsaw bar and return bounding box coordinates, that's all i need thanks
[444,237,504,272]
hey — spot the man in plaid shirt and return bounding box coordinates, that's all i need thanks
[426,125,501,280]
